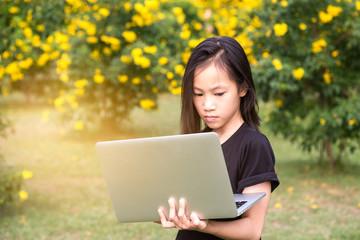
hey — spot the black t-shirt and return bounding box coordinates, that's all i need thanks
[176,123,280,240]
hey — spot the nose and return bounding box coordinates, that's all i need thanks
[203,96,215,111]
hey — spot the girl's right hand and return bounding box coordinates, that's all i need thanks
[157,198,208,231]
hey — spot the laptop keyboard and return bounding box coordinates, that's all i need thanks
[236,201,247,209]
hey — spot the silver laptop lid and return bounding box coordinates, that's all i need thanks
[96,132,239,222]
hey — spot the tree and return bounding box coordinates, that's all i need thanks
[0,0,67,103]
[0,0,262,131]
[54,1,209,129]
[248,0,360,168]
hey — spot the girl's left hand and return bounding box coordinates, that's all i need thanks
[157,198,208,231]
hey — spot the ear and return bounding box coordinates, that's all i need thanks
[239,88,247,98]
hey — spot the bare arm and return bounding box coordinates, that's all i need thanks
[158,181,272,240]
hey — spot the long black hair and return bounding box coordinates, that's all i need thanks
[180,36,260,133]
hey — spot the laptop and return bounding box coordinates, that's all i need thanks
[96,132,265,223]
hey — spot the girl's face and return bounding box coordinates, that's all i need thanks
[193,63,246,138]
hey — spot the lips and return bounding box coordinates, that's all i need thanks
[204,116,218,122]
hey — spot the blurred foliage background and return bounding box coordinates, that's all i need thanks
[0,0,359,215]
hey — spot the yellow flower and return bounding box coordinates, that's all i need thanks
[117,75,128,83]
[169,86,182,95]
[90,50,100,60]
[87,36,98,44]
[275,99,283,107]
[131,48,143,57]
[177,14,185,24]
[23,27,33,38]
[122,31,137,43]
[22,170,33,179]
[74,121,84,131]
[312,39,327,53]
[121,55,132,64]
[280,0,288,7]
[132,14,144,27]
[54,97,65,109]
[188,39,204,48]
[9,7,19,14]
[94,74,105,84]
[134,56,151,68]
[145,0,159,10]
[173,7,183,16]
[274,202,282,208]
[103,47,112,56]
[250,16,262,28]
[152,87,158,93]
[19,58,33,69]
[292,68,305,80]
[319,11,333,23]
[327,5,342,17]
[74,89,84,96]
[323,72,331,84]
[272,58,283,70]
[74,79,88,88]
[349,119,356,126]
[158,57,168,65]
[311,204,319,209]
[132,77,141,85]
[320,118,326,125]
[180,30,191,40]
[140,99,156,110]
[166,71,174,79]
[170,80,178,87]
[19,190,28,201]
[41,43,52,52]
[175,64,184,75]
[16,39,24,47]
[299,23,307,31]
[37,53,50,67]
[124,2,132,11]
[110,38,121,49]
[144,45,157,54]
[193,22,202,31]
[60,74,68,83]
[37,24,45,32]
[0,67,5,79]
[262,52,270,58]
[273,23,288,37]
[331,50,339,58]
[98,8,110,18]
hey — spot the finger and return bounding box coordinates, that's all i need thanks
[190,212,207,230]
[168,198,180,224]
[158,207,176,228]
[178,198,187,220]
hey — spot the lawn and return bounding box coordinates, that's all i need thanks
[1,93,359,240]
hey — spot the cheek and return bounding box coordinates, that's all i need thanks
[193,98,201,111]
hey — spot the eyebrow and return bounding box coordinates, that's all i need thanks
[193,85,227,91]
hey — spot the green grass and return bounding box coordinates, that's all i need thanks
[1,94,360,240]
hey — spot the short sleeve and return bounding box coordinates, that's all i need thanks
[236,132,279,193]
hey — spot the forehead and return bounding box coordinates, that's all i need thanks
[193,63,235,89]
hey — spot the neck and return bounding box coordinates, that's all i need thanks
[216,119,244,144]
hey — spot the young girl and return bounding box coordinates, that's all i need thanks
[157,36,279,240]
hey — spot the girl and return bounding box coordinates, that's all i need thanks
[157,36,279,240]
